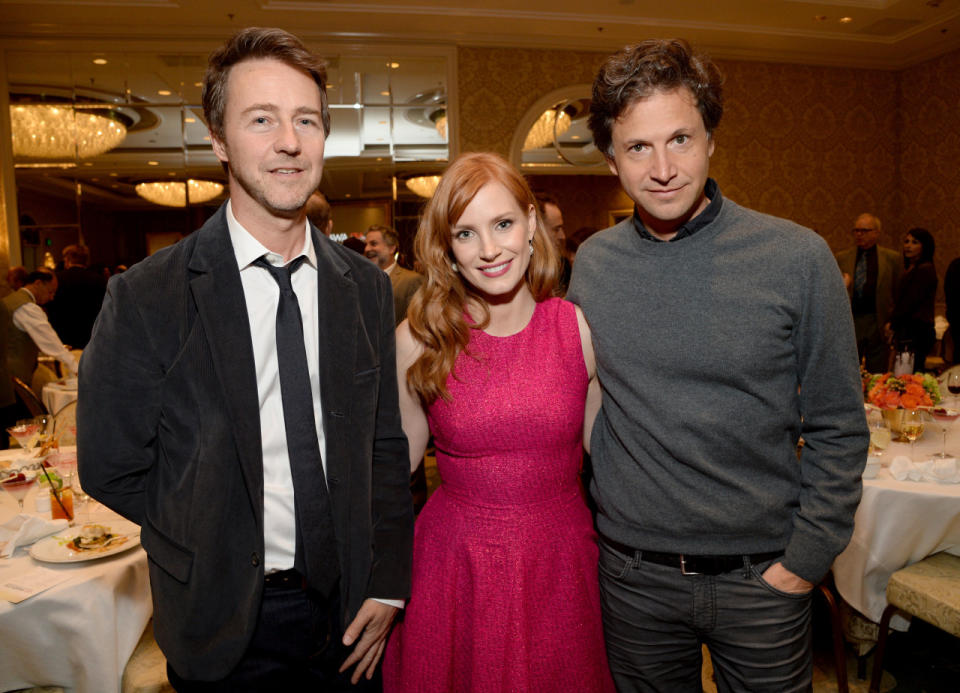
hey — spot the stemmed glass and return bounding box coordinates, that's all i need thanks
[6,416,49,452]
[0,473,36,510]
[867,410,891,458]
[948,372,960,404]
[900,408,925,460]
[925,406,960,459]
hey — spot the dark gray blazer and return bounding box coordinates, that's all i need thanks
[77,204,413,680]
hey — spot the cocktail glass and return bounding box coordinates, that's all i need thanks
[925,407,960,458]
[6,416,53,456]
[1,473,36,510]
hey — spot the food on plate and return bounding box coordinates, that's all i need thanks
[67,524,129,552]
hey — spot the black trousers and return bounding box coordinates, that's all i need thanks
[167,585,381,692]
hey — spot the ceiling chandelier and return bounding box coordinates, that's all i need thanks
[522,107,572,151]
[10,104,127,159]
[135,179,224,207]
[405,175,442,199]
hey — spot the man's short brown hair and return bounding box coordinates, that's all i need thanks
[589,39,724,158]
[202,27,331,141]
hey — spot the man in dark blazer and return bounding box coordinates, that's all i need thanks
[78,27,413,690]
[835,212,901,372]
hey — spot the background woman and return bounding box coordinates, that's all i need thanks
[383,152,613,692]
[889,227,938,373]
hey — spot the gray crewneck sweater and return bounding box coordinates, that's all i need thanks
[568,191,868,582]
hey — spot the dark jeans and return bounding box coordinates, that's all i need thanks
[167,585,381,692]
[599,540,813,693]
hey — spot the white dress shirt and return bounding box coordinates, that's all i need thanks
[12,290,79,375]
[226,202,325,574]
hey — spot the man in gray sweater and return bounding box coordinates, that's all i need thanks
[568,40,868,692]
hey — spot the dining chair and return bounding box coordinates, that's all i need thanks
[868,552,960,693]
[12,376,48,417]
[816,576,849,693]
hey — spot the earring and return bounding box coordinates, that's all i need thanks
[451,261,458,272]
[529,239,534,256]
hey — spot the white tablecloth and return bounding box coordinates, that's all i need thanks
[832,427,960,629]
[42,381,79,415]
[0,449,151,693]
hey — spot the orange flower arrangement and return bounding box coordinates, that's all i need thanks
[864,372,940,409]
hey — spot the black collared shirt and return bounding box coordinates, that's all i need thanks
[632,178,722,242]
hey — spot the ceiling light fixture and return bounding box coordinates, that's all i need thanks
[405,175,442,199]
[135,179,224,207]
[10,104,127,159]
[522,108,572,151]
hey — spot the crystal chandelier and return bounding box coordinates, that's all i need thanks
[10,104,127,159]
[405,175,442,199]
[135,179,224,207]
[522,108,571,151]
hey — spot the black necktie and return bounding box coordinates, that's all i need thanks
[254,255,339,595]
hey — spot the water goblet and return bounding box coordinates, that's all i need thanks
[925,406,960,459]
[900,408,925,460]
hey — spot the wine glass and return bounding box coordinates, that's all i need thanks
[900,408,925,460]
[948,372,960,404]
[867,410,891,458]
[1,472,37,511]
[925,406,960,459]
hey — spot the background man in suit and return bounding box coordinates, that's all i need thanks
[305,190,334,237]
[835,212,901,372]
[46,243,107,349]
[78,27,413,690]
[364,225,423,326]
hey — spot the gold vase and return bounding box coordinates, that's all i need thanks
[881,409,906,441]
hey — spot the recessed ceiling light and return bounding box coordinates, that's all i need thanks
[839,16,853,23]
[158,90,172,96]
[184,117,196,123]
[169,171,175,176]
[93,58,108,65]
[148,161,159,166]
[378,120,386,125]
[83,162,93,166]
[380,90,390,96]
[346,193,352,197]
[203,136,210,141]
[571,135,581,140]
[387,62,399,69]
[109,172,118,177]
[111,184,118,188]
[194,82,202,87]
[91,177,99,182]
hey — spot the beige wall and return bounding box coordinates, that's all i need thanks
[457,45,960,278]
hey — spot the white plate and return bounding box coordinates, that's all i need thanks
[29,527,141,563]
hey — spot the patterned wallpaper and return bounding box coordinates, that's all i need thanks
[458,45,960,284]
[900,48,960,281]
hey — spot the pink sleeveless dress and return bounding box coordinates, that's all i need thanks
[383,298,614,692]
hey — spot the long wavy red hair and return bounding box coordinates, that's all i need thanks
[406,152,559,404]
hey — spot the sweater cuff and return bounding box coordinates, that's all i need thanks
[782,529,840,584]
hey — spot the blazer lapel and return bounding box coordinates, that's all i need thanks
[188,210,264,527]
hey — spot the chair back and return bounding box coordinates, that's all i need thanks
[12,376,48,417]
[54,400,77,446]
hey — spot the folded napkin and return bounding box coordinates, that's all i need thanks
[889,455,960,484]
[0,515,68,558]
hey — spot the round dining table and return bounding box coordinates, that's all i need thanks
[0,447,152,693]
[831,418,960,634]
[42,379,79,416]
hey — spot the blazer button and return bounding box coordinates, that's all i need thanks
[251,552,260,567]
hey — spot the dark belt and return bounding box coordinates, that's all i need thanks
[602,535,783,576]
[263,568,307,590]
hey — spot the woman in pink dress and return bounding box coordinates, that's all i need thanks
[383,152,614,692]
